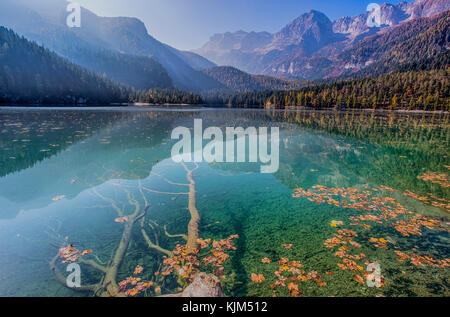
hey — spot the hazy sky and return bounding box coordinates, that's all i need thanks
[72,0,414,51]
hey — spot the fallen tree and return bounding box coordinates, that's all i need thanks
[49,162,236,297]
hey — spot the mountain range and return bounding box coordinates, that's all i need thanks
[0,0,448,102]
[195,0,449,79]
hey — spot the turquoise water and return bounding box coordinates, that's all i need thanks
[0,107,449,297]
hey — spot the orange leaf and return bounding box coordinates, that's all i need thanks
[251,273,265,284]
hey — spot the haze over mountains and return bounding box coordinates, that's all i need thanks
[0,0,220,92]
[0,26,129,104]
[195,0,449,79]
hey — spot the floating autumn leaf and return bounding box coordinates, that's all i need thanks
[348,240,362,248]
[288,282,300,297]
[197,238,211,249]
[404,190,429,202]
[142,281,154,288]
[161,235,238,284]
[394,251,450,268]
[128,277,141,285]
[293,184,450,289]
[120,278,154,297]
[52,195,65,201]
[261,257,272,264]
[251,273,265,284]
[269,255,327,296]
[417,172,450,188]
[125,288,139,297]
[316,280,327,287]
[379,185,396,192]
[59,245,93,264]
[330,220,344,227]
[353,274,365,285]
[81,249,93,256]
[404,190,450,212]
[278,257,289,265]
[114,216,129,223]
[393,215,445,237]
[134,265,143,275]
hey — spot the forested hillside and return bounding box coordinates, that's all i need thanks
[340,11,450,78]
[0,27,129,104]
[41,32,174,90]
[203,66,309,92]
[214,67,449,111]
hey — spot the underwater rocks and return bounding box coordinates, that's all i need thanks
[163,273,224,297]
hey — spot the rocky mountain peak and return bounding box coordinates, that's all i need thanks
[195,0,449,78]
[274,10,334,43]
[267,10,339,55]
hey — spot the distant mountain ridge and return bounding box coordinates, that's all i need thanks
[202,66,309,92]
[195,0,450,79]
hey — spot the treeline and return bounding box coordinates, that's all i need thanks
[131,88,203,105]
[0,27,129,104]
[202,66,309,92]
[210,68,449,111]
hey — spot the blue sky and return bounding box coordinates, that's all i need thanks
[73,0,414,50]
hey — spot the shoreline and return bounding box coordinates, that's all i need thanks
[0,104,448,114]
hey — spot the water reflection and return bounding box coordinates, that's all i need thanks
[0,107,448,297]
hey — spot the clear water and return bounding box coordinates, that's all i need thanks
[0,107,449,297]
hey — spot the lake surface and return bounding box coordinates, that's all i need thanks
[0,106,449,297]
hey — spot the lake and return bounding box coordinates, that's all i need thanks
[0,106,449,297]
